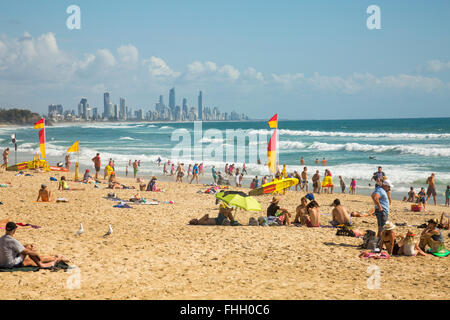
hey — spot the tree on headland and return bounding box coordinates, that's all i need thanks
[0,108,43,125]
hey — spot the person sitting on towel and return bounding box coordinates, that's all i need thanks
[0,222,67,268]
[419,219,445,253]
[36,184,52,202]
[189,203,235,225]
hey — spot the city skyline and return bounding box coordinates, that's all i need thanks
[47,87,249,122]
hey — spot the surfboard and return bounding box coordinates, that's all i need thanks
[49,166,69,172]
[249,178,299,196]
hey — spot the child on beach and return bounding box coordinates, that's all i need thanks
[349,178,356,194]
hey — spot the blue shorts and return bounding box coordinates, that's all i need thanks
[375,210,388,228]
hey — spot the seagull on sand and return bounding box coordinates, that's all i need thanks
[103,224,113,237]
[75,223,84,236]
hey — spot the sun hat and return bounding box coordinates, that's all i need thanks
[382,179,394,188]
[383,221,396,231]
[270,196,280,204]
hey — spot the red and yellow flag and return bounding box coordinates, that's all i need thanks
[34,118,45,130]
[267,129,277,174]
[34,118,46,158]
[268,114,278,129]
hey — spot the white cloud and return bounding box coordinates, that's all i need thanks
[143,56,180,78]
[117,44,139,65]
[243,67,264,82]
[184,61,240,82]
[426,59,450,73]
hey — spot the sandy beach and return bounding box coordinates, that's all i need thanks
[0,169,448,300]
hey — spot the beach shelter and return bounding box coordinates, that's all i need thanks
[216,190,262,212]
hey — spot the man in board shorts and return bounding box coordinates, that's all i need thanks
[426,173,437,206]
[92,153,101,180]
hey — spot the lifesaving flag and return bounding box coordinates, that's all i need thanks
[267,129,277,174]
[34,118,46,159]
[268,114,278,129]
[34,118,45,130]
[67,141,79,153]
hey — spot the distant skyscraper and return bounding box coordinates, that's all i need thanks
[104,92,110,118]
[198,91,203,121]
[169,88,175,110]
[119,98,126,120]
[79,98,88,119]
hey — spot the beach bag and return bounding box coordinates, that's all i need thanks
[336,225,355,237]
[361,230,380,250]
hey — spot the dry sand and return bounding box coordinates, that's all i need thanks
[0,169,449,300]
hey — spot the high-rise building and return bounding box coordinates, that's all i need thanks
[198,91,203,120]
[119,98,126,120]
[103,92,111,118]
[169,87,175,110]
[79,98,88,119]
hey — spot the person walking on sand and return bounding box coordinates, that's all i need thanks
[350,178,356,195]
[2,148,9,169]
[426,173,437,206]
[92,153,101,180]
[190,163,199,184]
[372,179,392,237]
[133,160,138,178]
[163,162,168,175]
[187,164,192,177]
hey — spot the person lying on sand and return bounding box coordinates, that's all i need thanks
[350,208,375,217]
[107,172,135,190]
[0,222,69,268]
[330,199,351,226]
[59,176,85,191]
[419,219,446,253]
[36,184,52,202]
[189,203,235,225]
[305,200,321,227]
[294,197,309,224]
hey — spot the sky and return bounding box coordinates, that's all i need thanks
[0,0,449,120]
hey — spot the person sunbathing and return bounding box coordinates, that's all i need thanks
[36,184,52,202]
[59,176,85,191]
[350,208,375,217]
[189,203,235,225]
[330,199,351,226]
[399,230,427,256]
[305,200,321,227]
[0,222,68,268]
[294,197,309,224]
[108,172,136,189]
[419,219,446,253]
[380,221,403,255]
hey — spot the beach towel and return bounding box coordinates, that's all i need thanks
[113,202,132,208]
[50,177,58,181]
[0,261,72,272]
[359,251,390,259]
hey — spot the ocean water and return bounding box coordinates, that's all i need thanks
[1,118,449,201]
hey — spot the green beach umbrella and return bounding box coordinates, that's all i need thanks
[216,190,262,212]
